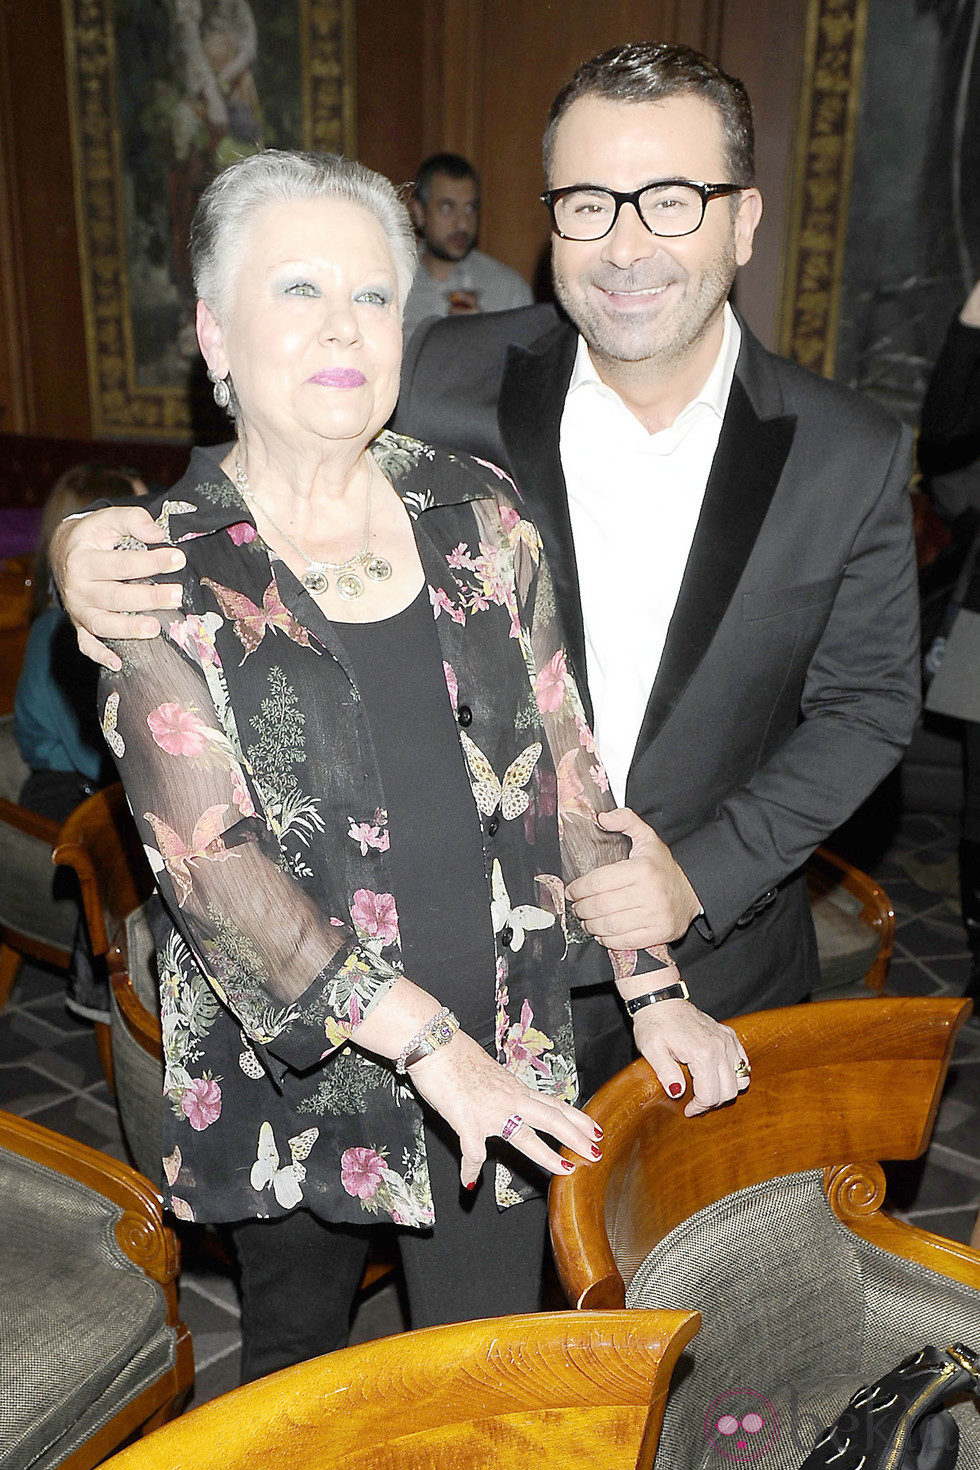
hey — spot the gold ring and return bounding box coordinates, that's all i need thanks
[734,1059,751,1078]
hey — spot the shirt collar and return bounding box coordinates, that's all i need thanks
[567,300,741,429]
[156,430,494,544]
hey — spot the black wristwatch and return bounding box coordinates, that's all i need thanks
[624,979,691,1015]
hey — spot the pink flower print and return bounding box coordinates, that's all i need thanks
[447,542,476,571]
[498,504,521,532]
[429,585,466,624]
[231,767,256,817]
[523,766,557,845]
[168,613,223,671]
[347,817,390,855]
[170,1196,195,1222]
[535,649,568,714]
[502,998,553,1077]
[443,662,459,711]
[350,889,399,946]
[341,1146,386,1200]
[147,702,212,756]
[227,521,257,545]
[576,714,599,756]
[589,762,610,793]
[472,456,517,490]
[181,1077,222,1130]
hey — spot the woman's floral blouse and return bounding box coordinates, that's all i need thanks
[101,432,662,1228]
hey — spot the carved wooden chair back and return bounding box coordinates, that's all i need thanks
[550,996,971,1312]
[99,1309,700,1470]
[53,782,153,969]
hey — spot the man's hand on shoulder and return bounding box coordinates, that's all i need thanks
[52,505,186,671]
[567,808,702,948]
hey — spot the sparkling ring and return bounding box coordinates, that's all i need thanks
[734,1059,751,1078]
[501,1113,524,1141]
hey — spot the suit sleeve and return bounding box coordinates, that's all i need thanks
[669,421,921,945]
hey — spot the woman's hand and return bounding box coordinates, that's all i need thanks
[407,1030,602,1188]
[50,506,185,671]
[630,999,750,1118]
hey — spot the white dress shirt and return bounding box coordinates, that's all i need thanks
[559,303,741,805]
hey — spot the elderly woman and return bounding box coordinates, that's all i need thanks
[84,150,748,1380]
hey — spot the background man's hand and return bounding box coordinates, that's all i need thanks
[51,506,186,671]
[567,807,702,948]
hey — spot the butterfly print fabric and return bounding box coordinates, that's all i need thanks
[100,434,663,1228]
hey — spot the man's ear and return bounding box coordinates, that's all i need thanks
[409,195,425,232]
[196,298,229,378]
[734,188,764,267]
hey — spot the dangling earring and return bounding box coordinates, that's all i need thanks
[208,368,231,411]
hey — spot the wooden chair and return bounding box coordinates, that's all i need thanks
[550,997,980,1470]
[99,1308,699,1470]
[0,1108,193,1469]
[0,712,77,1006]
[52,782,154,1083]
[806,845,895,995]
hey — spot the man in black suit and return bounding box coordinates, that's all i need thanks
[394,43,920,1051]
[53,44,919,1093]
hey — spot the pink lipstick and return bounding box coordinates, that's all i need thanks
[309,368,366,388]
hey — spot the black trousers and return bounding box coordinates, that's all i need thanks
[229,1118,548,1383]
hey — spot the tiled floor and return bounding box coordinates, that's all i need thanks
[1,807,975,1412]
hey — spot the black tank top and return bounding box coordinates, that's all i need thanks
[334,589,497,1046]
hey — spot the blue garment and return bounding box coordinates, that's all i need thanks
[14,607,110,782]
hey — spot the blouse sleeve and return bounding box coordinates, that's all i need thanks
[472,482,670,984]
[101,614,401,1078]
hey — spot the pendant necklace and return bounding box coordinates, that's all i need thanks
[234,454,393,600]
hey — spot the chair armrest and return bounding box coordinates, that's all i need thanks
[807,846,896,992]
[111,969,162,1060]
[0,1108,178,1294]
[52,836,109,953]
[847,1208,980,1290]
[0,793,59,846]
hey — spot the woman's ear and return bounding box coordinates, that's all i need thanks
[196,298,229,379]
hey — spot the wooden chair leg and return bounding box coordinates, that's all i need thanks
[94,1019,115,1093]
[0,943,22,1009]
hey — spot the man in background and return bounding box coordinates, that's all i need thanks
[402,152,533,340]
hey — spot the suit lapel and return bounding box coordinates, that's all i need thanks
[497,324,596,721]
[628,366,797,779]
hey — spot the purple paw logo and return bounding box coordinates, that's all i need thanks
[704,1390,779,1461]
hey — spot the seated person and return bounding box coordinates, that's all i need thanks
[15,463,146,822]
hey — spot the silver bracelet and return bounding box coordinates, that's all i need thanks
[394,1006,460,1075]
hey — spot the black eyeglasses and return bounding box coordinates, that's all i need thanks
[540,179,745,241]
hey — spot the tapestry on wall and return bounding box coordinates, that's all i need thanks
[63,0,355,440]
[780,0,980,422]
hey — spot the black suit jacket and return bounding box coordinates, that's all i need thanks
[395,304,920,1021]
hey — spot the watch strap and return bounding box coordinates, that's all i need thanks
[625,980,691,1015]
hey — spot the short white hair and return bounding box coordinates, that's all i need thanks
[190,149,417,322]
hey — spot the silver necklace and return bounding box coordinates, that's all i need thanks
[234,454,392,600]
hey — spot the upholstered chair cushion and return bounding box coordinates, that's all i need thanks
[627,1171,980,1470]
[809,889,880,994]
[0,1146,177,1469]
[110,905,163,1184]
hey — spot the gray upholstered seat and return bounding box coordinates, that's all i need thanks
[0,714,78,988]
[629,1170,980,1470]
[0,1109,192,1469]
[110,903,163,1184]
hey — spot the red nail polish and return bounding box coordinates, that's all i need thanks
[465,1181,476,1191]
[593,1125,603,1139]
[590,1144,602,1159]
[668,1082,683,1097]
[561,1159,575,1172]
